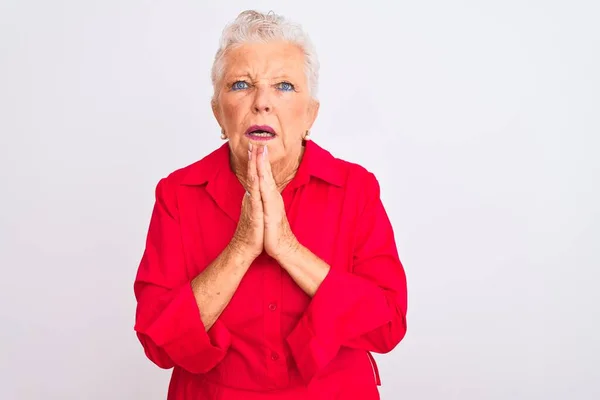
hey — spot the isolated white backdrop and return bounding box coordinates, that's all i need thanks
[1,1,599,399]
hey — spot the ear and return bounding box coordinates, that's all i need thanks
[306,98,320,130]
[211,97,223,128]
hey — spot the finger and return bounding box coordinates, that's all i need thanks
[247,144,261,203]
[257,145,276,192]
[257,146,279,213]
[255,145,264,176]
[262,146,276,188]
[245,142,253,191]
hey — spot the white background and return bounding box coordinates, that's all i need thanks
[1,1,599,399]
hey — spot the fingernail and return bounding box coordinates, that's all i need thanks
[248,150,252,160]
[263,146,268,160]
[249,142,253,151]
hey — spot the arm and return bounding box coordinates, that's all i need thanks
[280,173,408,382]
[191,245,254,331]
[194,143,264,330]
[133,172,260,374]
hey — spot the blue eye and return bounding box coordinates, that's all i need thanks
[277,82,295,91]
[231,81,249,91]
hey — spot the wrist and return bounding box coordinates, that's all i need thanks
[226,240,259,267]
[273,236,302,265]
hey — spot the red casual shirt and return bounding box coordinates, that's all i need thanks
[133,141,408,399]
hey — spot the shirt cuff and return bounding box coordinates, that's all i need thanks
[144,282,232,374]
[286,268,393,382]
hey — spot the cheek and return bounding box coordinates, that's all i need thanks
[222,102,238,121]
[220,100,247,132]
[280,102,309,136]
[278,95,305,116]
[286,98,307,117]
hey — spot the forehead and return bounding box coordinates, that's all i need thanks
[222,41,306,79]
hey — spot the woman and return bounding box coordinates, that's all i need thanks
[134,10,407,400]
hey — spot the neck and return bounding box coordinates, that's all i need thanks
[271,147,304,191]
[232,145,305,192]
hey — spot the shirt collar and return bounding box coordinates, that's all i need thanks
[180,143,229,187]
[180,140,345,188]
[286,140,345,190]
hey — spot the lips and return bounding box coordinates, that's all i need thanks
[245,125,277,141]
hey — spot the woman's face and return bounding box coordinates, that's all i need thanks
[212,41,319,167]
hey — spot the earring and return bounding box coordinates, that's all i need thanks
[303,130,311,141]
[220,128,227,140]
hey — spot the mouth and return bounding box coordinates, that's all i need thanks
[245,125,277,141]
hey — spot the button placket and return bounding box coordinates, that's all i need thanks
[263,257,287,387]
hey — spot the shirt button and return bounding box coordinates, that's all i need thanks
[271,351,279,361]
[268,303,277,311]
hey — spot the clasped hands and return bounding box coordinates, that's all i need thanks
[231,143,299,262]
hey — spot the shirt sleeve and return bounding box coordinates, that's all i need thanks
[285,172,408,383]
[133,177,232,374]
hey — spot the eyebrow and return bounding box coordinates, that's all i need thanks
[271,75,295,81]
[224,72,252,80]
[224,70,296,81]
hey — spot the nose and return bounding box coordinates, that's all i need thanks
[252,86,272,114]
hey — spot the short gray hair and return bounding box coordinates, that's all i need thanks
[211,10,320,100]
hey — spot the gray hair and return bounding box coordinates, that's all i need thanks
[210,10,320,100]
